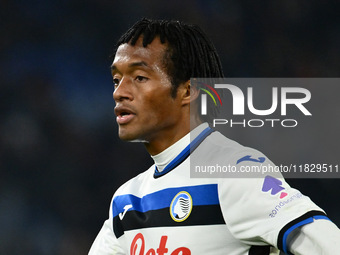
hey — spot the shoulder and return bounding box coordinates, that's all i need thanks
[193,130,273,173]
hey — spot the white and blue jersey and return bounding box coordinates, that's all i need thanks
[89,123,338,255]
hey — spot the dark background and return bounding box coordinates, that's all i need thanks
[1,1,339,254]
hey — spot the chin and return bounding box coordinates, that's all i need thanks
[118,129,146,143]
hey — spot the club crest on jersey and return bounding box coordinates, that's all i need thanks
[170,191,193,222]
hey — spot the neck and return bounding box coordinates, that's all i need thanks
[144,118,202,156]
[151,122,209,173]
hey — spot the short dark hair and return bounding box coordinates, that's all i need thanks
[115,18,224,97]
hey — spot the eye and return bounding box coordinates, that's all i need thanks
[113,78,120,87]
[135,76,149,83]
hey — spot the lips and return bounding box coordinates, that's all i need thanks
[114,105,136,124]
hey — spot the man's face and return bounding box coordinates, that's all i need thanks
[111,37,185,145]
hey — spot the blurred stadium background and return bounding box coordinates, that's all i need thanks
[1,1,339,254]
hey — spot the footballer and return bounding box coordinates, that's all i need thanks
[89,19,340,255]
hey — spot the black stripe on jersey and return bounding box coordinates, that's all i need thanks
[113,204,225,238]
[277,210,327,254]
[113,215,124,240]
[248,245,270,255]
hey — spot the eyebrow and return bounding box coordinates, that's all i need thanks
[110,61,149,72]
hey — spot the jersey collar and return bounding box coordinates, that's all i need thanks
[154,126,213,178]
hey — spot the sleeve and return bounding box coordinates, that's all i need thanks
[88,199,125,255]
[286,218,340,255]
[217,151,326,251]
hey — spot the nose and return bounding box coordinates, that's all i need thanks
[113,78,133,102]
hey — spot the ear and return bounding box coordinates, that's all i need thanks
[179,80,200,106]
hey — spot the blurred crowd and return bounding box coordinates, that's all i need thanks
[1,1,339,254]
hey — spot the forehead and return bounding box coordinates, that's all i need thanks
[113,37,167,67]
